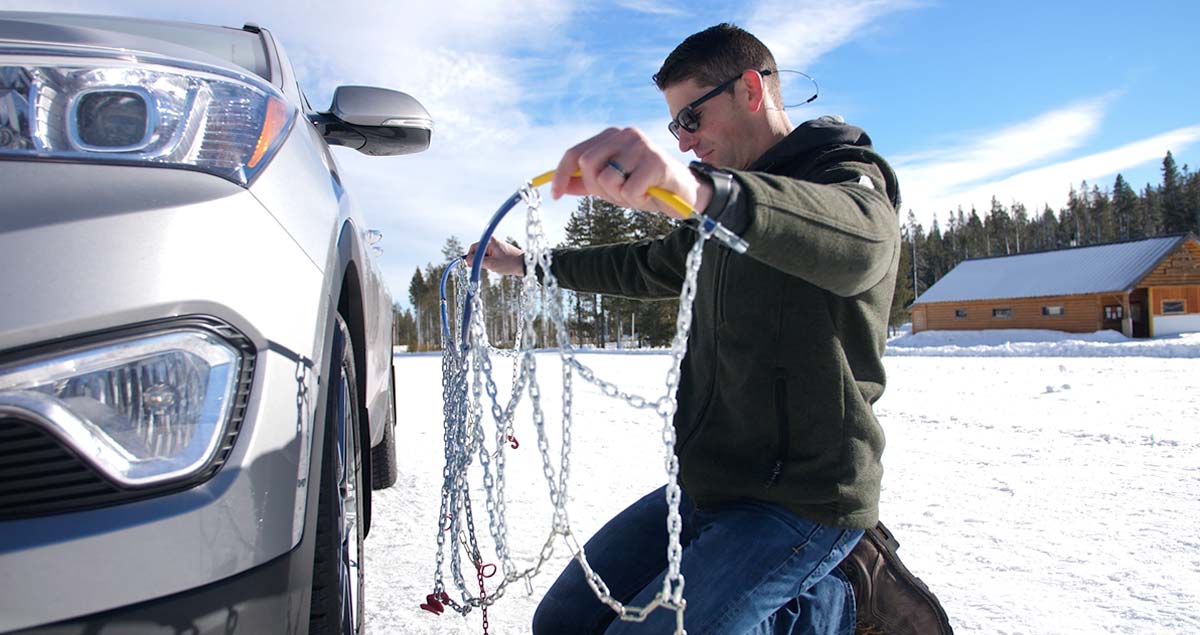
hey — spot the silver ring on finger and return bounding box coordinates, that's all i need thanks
[606,159,629,181]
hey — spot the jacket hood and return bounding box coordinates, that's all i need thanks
[749,115,900,210]
[749,115,874,173]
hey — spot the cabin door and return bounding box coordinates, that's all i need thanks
[1130,301,1148,338]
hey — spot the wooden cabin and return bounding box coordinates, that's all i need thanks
[910,234,1200,338]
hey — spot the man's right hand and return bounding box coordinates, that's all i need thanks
[465,236,526,276]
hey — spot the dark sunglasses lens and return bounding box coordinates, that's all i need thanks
[668,120,681,139]
[679,108,699,132]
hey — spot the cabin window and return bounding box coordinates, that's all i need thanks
[1162,300,1186,315]
[1042,306,1065,317]
[992,308,1013,319]
[1104,305,1124,320]
[955,309,968,319]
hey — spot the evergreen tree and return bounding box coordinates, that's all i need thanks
[561,196,637,346]
[950,208,966,261]
[630,209,677,240]
[985,197,1011,255]
[1035,205,1058,251]
[422,262,448,350]
[1142,183,1162,237]
[1011,202,1030,253]
[564,196,631,246]
[392,304,418,351]
[891,225,916,333]
[441,235,465,262]
[1061,183,1092,246]
[904,211,925,296]
[407,268,427,350]
[562,198,600,344]
[1160,151,1190,233]
[1186,166,1200,234]
[964,208,986,258]
[1090,184,1114,243]
[1112,174,1139,240]
[628,210,680,347]
[923,214,949,288]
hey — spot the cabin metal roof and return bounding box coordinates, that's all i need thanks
[913,234,1192,305]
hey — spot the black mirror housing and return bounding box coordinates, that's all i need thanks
[316,85,433,156]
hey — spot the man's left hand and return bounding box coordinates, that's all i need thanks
[549,127,712,219]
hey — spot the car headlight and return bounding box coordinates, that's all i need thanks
[0,329,242,488]
[0,43,295,185]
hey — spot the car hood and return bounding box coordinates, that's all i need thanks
[0,11,261,80]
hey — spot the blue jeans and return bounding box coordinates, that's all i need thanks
[532,486,863,635]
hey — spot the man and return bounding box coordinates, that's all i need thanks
[470,23,949,635]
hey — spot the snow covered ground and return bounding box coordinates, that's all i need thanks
[368,330,1200,634]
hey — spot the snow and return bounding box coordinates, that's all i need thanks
[888,328,1200,358]
[368,330,1200,634]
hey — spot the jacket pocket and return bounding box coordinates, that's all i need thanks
[766,374,790,488]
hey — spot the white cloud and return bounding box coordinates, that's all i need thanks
[894,97,1111,217]
[901,124,1200,224]
[744,0,923,68]
[613,0,684,17]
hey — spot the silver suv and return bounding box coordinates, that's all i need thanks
[0,12,428,634]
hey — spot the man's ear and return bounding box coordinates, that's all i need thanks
[741,69,767,113]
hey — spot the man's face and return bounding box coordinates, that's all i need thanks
[663,78,755,170]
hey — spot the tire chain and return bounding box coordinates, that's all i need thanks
[431,183,713,635]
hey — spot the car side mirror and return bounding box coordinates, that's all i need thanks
[314,86,432,156]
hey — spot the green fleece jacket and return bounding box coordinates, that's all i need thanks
[548,117,901,528]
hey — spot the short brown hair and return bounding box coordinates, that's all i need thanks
[653,23,781,106]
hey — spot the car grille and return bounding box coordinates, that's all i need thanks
[0,417,128,517]
[0,320,255,521]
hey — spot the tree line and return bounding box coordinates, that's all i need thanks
[393,196,682,351]
[394,150,1200,348]
[888,151,1200,328]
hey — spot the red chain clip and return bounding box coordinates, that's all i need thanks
[507,434,519,449]
[419,592,445,615]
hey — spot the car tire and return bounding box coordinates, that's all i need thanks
[370,363,399,490]
[310,315,365,635]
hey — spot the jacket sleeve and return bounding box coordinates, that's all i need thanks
[546,224,696,300]
[728,149,900,297]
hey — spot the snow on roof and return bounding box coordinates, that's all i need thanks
[913,235,1190,304]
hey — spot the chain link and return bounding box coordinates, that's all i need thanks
[432,183,717,634]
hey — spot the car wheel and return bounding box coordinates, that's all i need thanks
[370,363,399,490]
[310,315,365,634]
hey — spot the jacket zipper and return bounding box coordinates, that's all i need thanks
[677,249,730,454]
[766,374,790,488]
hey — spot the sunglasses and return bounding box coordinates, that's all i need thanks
[668,69,773,140]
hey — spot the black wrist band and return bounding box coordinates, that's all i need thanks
[688,161,734,219]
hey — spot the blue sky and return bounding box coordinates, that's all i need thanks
[6,1,1199,309]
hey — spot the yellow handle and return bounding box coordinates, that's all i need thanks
[530,170,694,218]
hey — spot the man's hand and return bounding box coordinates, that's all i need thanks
[548,127,712,219]
[466,237,526,276]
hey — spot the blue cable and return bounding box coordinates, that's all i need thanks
[446,189,523,350]
[439,256,464,348]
